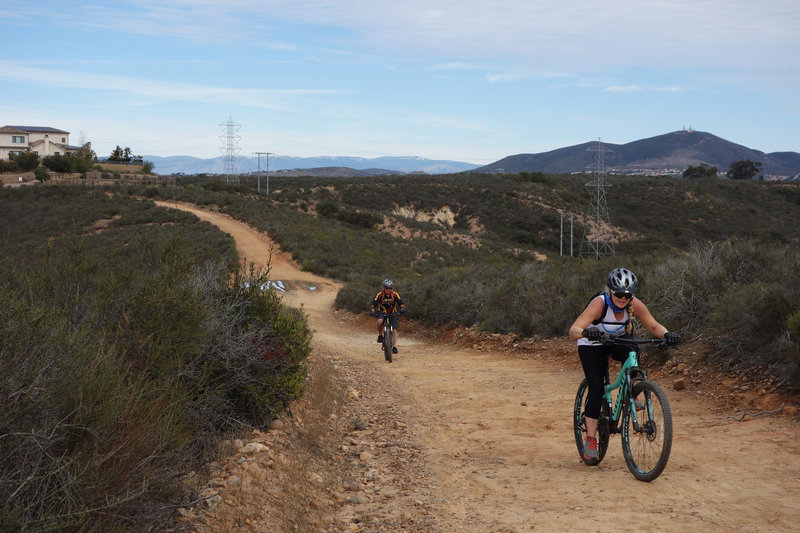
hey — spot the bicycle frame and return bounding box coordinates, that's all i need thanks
[603,348,648,433]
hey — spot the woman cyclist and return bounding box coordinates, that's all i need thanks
[370,279,405,354]
[568,267,679,463]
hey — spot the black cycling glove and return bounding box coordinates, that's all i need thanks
[582,328,603,341]
[664,331,680,346]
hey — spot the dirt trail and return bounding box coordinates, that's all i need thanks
[158,201,800,533]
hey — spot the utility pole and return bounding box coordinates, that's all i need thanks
[560,212,575,256]
[254,151,268,193]
[265,152,273,195]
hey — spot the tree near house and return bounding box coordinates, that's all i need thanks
[108,145,142,163]
[109,145,125,161]
[727,159,763,180]
[42,154,92,174]
[9,152,40,172]
[77,142,97,163]
[34,166,51,182]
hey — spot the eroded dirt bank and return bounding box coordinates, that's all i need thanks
[157,201,800,533]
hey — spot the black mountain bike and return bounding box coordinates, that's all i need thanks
[371,311,399,363]
[574,336,676,481]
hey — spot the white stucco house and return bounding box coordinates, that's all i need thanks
[0,125,81,160]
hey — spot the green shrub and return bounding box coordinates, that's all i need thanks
[34,166,50,181]
[337,209,380,229]
[316,200,339,217]
[42,154,74,173]
[0,189,314,530]
[9,151,39,171]
[649,239,800,385]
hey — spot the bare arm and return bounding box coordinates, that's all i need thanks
[569,298,604,340]
[633,298,668,338]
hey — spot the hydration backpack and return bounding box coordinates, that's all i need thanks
[585,290,608,325]
[584,290,633,332]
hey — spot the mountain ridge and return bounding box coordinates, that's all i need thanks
[146,154,479,176]
[475,130,799,178]
[146,130,800,178]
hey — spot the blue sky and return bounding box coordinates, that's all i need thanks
[2,1,798,164]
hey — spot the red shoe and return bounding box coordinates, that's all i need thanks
[583,435,598,461]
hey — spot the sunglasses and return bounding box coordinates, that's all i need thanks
[613,292,632,300]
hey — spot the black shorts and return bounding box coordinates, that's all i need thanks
[379,314,399,330]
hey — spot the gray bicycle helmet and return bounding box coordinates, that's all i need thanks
[607,267,638,295]
[382,278,393,289]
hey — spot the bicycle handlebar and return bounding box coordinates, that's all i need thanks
[370,311,401,318]
[597,336,675,348]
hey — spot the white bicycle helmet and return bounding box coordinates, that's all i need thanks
[607,268,638,295]
[382,279,393,289]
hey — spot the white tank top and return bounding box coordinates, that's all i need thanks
[577,295,629,346]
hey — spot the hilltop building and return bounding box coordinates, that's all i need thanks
[0,125,81,159]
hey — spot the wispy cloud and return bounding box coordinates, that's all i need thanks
[18,1,800,70]
[605,85,645,93]
[0,60,344,110]
[655,86,689,93]
[604,84,690,94]
[484,72,529,84]
[429,62,481,71]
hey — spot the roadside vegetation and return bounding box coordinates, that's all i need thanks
[144,172,800,388]
[0,186,310,531]
[2,171,799,529]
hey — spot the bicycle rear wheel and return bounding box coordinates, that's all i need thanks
[622,380,672,481]
[573,378,609,465]
[383,325,392,363]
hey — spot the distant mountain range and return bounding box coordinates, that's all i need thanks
[145,130,800,179]
[474,130,800,178]
[145,154,479,176]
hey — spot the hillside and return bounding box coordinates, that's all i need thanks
[476,130,800,178]
[145,130,799,179]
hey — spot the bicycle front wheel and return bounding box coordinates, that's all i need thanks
[622,380,672,481]
[573,378,609,465]
[383,325,392,363]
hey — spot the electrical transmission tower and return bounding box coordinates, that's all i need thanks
[579,139,615,258]
[219,116,241,184]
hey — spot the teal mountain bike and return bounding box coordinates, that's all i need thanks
[574,336,675,481]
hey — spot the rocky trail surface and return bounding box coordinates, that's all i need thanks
[156,201,800,533]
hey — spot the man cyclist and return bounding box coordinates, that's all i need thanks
[568,267,679,463]
[370,279,405,354]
